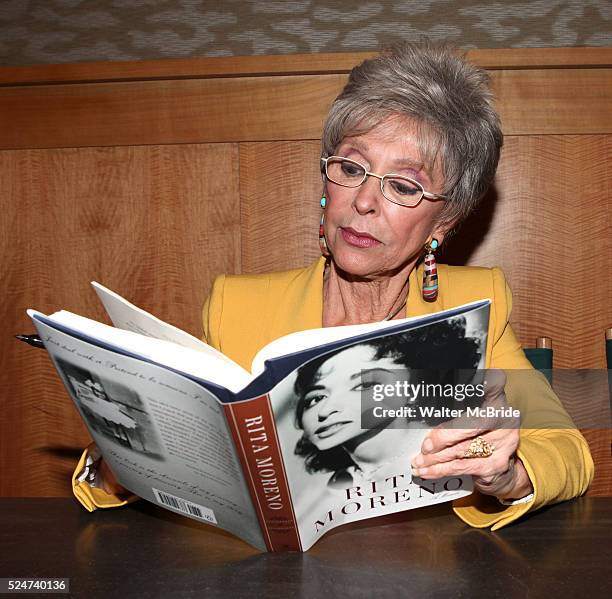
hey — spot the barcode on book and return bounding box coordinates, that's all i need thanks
[152,488,217,524]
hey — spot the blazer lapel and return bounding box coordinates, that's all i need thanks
[264,257,325,344]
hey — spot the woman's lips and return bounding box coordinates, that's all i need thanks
[340,227,381,248]
[315,421,351,438]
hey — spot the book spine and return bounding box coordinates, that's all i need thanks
[224,395,301,552]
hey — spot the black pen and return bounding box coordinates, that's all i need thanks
[15,334,45,349]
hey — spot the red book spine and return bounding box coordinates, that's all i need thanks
[224,395,302,552]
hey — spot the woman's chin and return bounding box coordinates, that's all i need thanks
[329,249,388,279]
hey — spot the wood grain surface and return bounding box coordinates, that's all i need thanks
[1,47,610,86]
[0,69,610,151]
[444,135,611,368]
[239,141,322,274]
[0,75,346,149]
[1,497,611,596]
[0,145,241,495]
[0,49,610,498]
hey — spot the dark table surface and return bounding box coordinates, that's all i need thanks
[1,497,610,599]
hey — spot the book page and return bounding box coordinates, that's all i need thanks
[92,282,237,368]
[33,316,266,551]
[265,302,490,550]
[43,310,251,394]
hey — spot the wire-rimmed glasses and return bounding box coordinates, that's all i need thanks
[320,156,447,207]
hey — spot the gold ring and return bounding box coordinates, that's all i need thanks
[464,436,495,459]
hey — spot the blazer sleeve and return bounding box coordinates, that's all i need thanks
[452,267,594,530]
[201,274,225,351]
[71,443,139,511]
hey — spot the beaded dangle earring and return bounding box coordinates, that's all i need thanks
[422,238,439,302]
[319,195,330,256]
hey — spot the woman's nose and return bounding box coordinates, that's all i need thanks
[352,175,383,215]
[317,397,338,420]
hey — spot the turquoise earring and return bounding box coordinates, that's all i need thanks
[319,196,329,256]
[422,238,439,302]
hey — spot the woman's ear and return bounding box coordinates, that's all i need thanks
[430,217,459,247]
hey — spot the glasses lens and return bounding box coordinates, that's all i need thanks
[325,158,366,187]
[382,176,424,206]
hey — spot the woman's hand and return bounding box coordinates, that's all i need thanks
[97,458,128,496]
[411,369,534,501]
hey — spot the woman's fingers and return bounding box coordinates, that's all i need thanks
[409,368,522,483]
[412,457,496,480]
[407,367,530,498]
[415,427,518,467]
[415,431,493,467]
[413,427,520,479]
[420,425,483,456]
[418,368,518,457]
[413,448,514,481]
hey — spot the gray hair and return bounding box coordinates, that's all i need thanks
[321,42,503,227]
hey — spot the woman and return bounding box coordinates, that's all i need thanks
[293,317,483,488]
[74,43,593,529]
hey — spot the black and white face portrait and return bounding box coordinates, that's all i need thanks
[297,343,412,451]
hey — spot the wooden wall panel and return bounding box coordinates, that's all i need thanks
[1,48,609,87]
[0,144,240,495]
[0,75,346,150]
[444,135,611,368]
[239,141,322,273]
[492,69,612,135]
[1,69,611,151]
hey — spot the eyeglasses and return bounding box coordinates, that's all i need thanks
[320,156,447,207]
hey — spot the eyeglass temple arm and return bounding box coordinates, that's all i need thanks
[423,191,447,201]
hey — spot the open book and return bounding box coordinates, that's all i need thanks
[28,283,490,551]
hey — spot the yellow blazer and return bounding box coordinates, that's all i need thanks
[73,258,594,531]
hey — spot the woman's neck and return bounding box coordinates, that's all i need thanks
[322,258,416,327]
